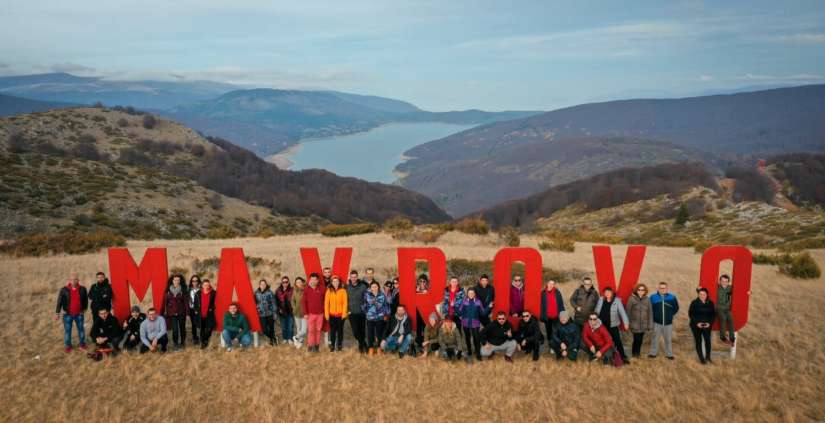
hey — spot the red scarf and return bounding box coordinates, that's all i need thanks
[201,289,212,318]
[68,283,81,316]
[545,288,559,319]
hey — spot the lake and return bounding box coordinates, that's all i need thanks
[269,122,474,183]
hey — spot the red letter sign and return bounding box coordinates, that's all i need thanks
[592,245,647,304]
[214,248,261,332]
[699,246,752,331]
[397,248,447,331]
[299,247,353,280]
[493,248,542,323]
[108,248,168,323]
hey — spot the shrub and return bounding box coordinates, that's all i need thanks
[498,226,520,247]
[207,225,239,239]
[142,115,157,129]
[7,132,27,153]
[320,223,377,237]
[0,230,126,257]
[779,252,821,279]
[207,193,224,210]
[538,238,575,253]
[445,258,577,285]
[753,253,792,266]
[454,217,489,235]
[693,240,712,254]
[674,203,689,227]
[116,118,129,128]
[383,216,414,232]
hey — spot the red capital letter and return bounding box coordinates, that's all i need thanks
[397,248,447,331]
[699,246,752,331]
[592,245,647,304]
[108,248,168,323]
[493,248,543,320]
[299,247,353,280]
[214,248,261,332]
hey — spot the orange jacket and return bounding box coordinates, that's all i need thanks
[324,287,348,320]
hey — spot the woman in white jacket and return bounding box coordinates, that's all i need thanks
[595,286,630,363]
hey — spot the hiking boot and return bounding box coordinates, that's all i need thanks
[398,352,404,359]
[505,356,513,363]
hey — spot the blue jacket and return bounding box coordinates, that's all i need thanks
[650,292,679,325]
[441,287,465,318]
[457,298,486,329]
[362,290,390,321]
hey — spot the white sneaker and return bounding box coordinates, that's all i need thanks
[294,340,302,349]
[226,347,233,352]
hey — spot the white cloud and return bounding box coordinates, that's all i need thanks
[699,75,714,82]
[772,33,825,44]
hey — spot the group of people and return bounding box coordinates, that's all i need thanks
[56,268,737,365]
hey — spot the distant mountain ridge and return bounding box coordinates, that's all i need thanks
[0,93,76,117]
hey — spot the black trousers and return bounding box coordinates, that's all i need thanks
[543,319,559,350]
[366,320,386,349]
[691,326,712,361]
[188,309,200,342]
[139,334,168,353]
[523,339,541,360]
[349,313,367,351]
[168,315,186,346]
[415,311,425,346]
[464,327,481,358]
[199,315,216,348]
[95,335,122,351]
[123,333,141,350]
[606,326,627,359]
[259,315,277,344]
[329,316,344,349]
[631,332,645,357]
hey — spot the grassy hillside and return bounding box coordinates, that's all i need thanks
[2,234,823,421]
[0,107,450,238]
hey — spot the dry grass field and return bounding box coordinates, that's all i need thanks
[1,232,823,422]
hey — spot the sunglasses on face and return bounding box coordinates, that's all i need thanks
[522,314,530,318]
[497,317,506,321]
[589,317,598,321]
[638,288,646,292]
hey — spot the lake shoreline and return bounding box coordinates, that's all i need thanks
[266,143,302,169]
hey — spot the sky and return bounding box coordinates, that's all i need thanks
[1,0,824,111]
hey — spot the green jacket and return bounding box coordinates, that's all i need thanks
[717,284,732,311]
[223,311,250,336]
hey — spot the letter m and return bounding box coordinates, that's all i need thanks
[108,248,168,322]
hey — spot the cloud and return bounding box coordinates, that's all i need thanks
[47,62,99,75]
[737,73,825,83]
[771,33,825,44]
[699,75,714,82]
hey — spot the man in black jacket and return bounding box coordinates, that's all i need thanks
[550,311,580,361]
[474,274,495,327]
[90,308,123,352]
[346,271,368,353]
[122,306,146,351]
[54,273,89,352]
[89,272,113,321]
[518,310,543,361]
[480,311,516,362]
[381,305,413,358]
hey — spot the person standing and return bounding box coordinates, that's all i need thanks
[414,274,430,348]
[539,279,565,351]
[509,276,526,331]
[89,271,113,322]
[122,306,146,351]
[595,287,630,363]
[139,307,168,353]
[441,277,465,331]
[363,280,390,355]
[346,271,368,353]
[254,279,278,346]
[291,277,306,348]
[458,287,486,362]
[570,277,599,330]
[301,273,326,353]
[187,275,201,345]
[626,283,652,358]
[163,274,189,350]
[194,279,217,348]
[689,287,716,364]
[324,276,348,352]
[222,303,252,351]
[276,276,295,345]
[716,274,735,344]
[649,282,679,360]
[54,273,88,352]
[474,274,495,327]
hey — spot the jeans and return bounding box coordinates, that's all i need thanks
[650,323,674,357]
[480,340,517,357]
[349,313,367,351]
[62,313,85,347]
[631,332,645,357]
[279,314,295,342]
[168,315,186,346]
[366,320,386,349]
[221,330,252,348]
[306,314,323,347]
[691,325,712,361]
[383,333,412,354]
[260,315,277,344]
[718,308,735,341]
[463,327,481,358]
[329,316,344,349]
[140,334,168,353]
[294,317,307,342]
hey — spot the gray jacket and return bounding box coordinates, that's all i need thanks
[626,293,652,333]
[140,316,167,347]
[717,284,732,311]
[346,280,368,315]
[595,297,629,328]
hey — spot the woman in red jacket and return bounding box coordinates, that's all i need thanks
[582,312,615,365]
[301,273,326,353]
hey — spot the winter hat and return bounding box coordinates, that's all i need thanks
[559,310,569,321]
[131,305,141,313]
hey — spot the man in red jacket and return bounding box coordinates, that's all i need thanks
[582,312,615,365]
[301,273,326,353]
